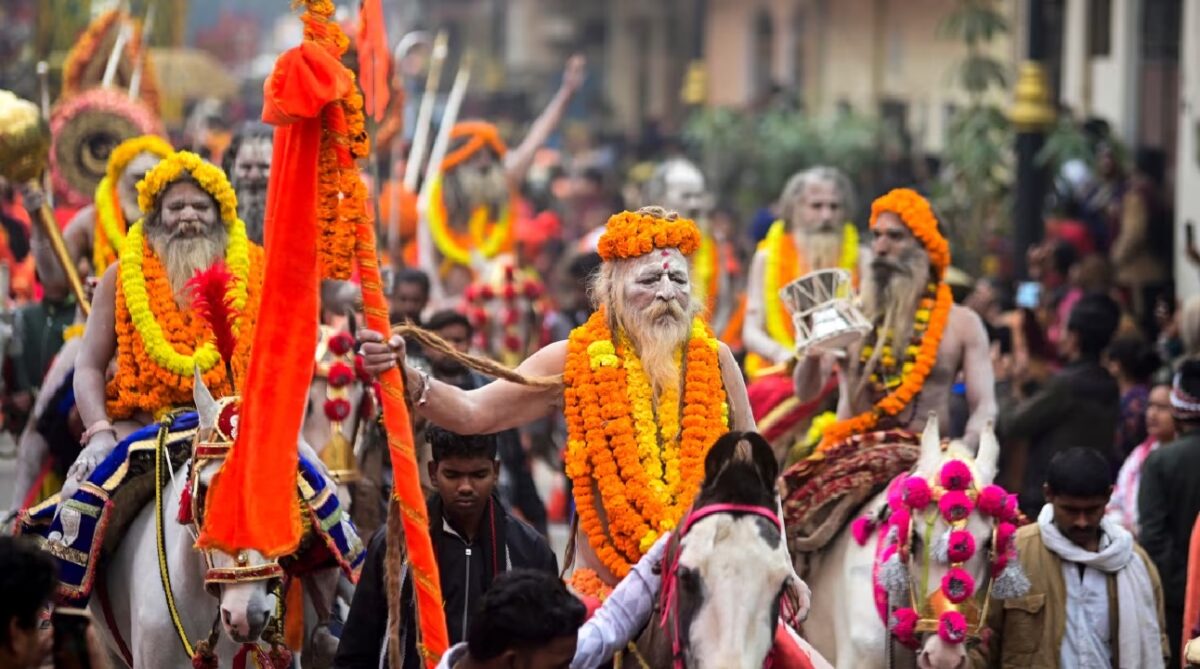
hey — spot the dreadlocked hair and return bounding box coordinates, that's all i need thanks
[391,324,562,387]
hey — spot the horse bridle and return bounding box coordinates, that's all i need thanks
[659,503,785,669]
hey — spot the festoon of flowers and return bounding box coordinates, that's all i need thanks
[749,220,858,376]
[596,209,701,261]
[869,461,1030,649]
[121,151,252,379]
[94,134,173,272]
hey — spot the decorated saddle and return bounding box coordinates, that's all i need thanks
[19,411,365,605]
[781,429,920,555]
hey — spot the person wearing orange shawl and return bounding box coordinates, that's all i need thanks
[781,189,995,553]
[742,167,868,464]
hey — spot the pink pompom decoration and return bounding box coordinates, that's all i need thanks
[902,476,933,509]
[938,610,968,644]
[939,490,974,523]
[887,476,907,511]
[890,509,911,543]
[891,607,920,648]
[991,551,1009,577]
[995,521,1017,554]
[851,517,876,546]
[941,567,976,603]
[999,494,1018,522]
[977,484,1006,517]
[939,460,974,491]
[946,529,976,563]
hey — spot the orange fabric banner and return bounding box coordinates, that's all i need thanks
[356,0,390,122]
[198,41,351,557]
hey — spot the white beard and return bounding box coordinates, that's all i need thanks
[617,298,695,397]
[148,224,228,305]
[856,255,930,398]
[802,229,843,270]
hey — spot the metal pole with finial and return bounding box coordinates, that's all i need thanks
[128,0,156,100]
[101,1,134,90]
[36,61,54,210]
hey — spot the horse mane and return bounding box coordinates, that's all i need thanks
[694,431,778,510]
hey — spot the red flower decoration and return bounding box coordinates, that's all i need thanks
[995,521,1017,555]
[503,284,517,301]
[523,280,542,299]
[947,529,976,563]
[354,354,372,383]
[939,460,973,491]
[502,309,519,326]
[941,567,975,603]
[479,285,494,300]
[327,361,354,388]
[328,331,355,356]
[939,490,974,523]
[890,508,911,544]
[324,397,352,421]
[503,334,522,352]
[937,610,968,644]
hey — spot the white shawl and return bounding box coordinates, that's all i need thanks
[1038,504,1162,669]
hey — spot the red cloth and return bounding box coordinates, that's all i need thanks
[770,624,815,669]
[198,42,352,557]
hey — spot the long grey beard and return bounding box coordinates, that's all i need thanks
[444,166,508,227]
[856,270,923,399]
[236,186,267,245]
[148,226,228,305]
[618,299,696,397]
[803,230,844,270]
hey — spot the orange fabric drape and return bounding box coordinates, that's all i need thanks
[1184,512,1200,665]
[198,41,352,557]
[355,0,389,122]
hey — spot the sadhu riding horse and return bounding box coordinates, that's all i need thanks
[19,372,365,667]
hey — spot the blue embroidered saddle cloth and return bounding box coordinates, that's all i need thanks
[19,412,365,605]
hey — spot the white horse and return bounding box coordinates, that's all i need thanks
[623,431,824,669]
[802,419,1006,669]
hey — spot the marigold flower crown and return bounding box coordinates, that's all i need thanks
[869,188,950,277]
[597,209,702,261]
[107,135,173,185]
[136,150,239,227]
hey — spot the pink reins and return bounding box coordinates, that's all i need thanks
[659,503,784,669]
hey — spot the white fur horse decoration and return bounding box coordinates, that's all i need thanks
[802,418,1030,669]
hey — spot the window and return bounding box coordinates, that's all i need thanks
[752,8,775,100]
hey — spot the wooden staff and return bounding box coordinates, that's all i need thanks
[128,0,157,100]
[36,61,54,210]
[101,3,134,89]
[28,181,91,316]
[402,32,448,193]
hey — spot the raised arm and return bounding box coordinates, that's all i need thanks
[957,306,997,449]
[503,55,586,189]
[28,197,91,299]
[360,331,565,435]
[743,250,792,365]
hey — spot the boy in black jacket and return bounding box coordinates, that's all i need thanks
[335,427,557,668]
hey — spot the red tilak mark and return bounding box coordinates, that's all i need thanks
[662,262,670,269]
[661,251,670,257]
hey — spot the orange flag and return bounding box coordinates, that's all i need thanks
[356,0,390,122]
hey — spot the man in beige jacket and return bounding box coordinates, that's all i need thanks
[971,447,1168,668]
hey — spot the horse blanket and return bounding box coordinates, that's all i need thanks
[18,412,365,605]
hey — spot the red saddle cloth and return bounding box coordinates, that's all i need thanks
[769,623,816,669]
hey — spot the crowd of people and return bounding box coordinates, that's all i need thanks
[1,5,1200,669]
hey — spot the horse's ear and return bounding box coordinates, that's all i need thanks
[916,413,941,474]
[704,431,745,483]
[976,421,1000,485]
[742,432,779,488]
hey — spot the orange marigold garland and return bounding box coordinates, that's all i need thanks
[869,188,949,278]
[564,307,727,578]
[107,241,263,419]
[597,210,701,261]
[816,281,952,451]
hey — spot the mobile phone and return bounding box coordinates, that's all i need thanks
[1015,281,1041,310]
[52,607,93,669]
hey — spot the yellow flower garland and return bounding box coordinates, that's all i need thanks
[759,220,860,352]
[564,308,728,578]
[426,174,513,267]
[119,150,251,377]
[691,233,717,313]
[119,220,250,376]
[93,135,174,272]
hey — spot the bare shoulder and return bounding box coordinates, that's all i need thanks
[717,341,738,367]
[518,339,568,377]
[948,304,988,342]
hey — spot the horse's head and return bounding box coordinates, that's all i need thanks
[191,371,280,643]
[666,431,794,669]
[877,417,1028,669]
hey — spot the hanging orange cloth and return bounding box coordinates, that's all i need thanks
[356,0,390,122]
[197,41,352,557]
